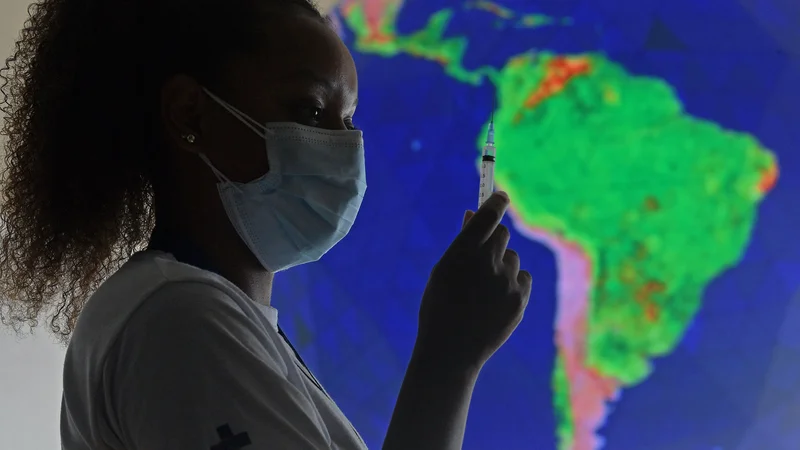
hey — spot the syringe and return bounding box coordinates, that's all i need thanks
[478,112,496,208]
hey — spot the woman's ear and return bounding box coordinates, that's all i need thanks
[160,74,207,154]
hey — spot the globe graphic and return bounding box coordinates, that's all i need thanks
[273,1,800,448]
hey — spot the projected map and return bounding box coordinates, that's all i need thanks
[275,1,800,449]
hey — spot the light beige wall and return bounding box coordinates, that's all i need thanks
[0,0,33,160]
[0,3,67,448]
[316,0,342,14]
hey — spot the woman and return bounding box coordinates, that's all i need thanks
[0,0,532,449]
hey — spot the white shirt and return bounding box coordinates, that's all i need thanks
[60,250,367,450]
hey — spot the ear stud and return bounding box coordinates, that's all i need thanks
[182,133,196,144]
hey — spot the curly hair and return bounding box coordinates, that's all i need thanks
[0,0,324,342]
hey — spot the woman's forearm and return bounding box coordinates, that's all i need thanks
[382,350,480,450]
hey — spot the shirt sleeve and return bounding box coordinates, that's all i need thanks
[104,281,332,450]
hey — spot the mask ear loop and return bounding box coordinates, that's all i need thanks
[202,88,275,137]
[199,88,276,196]
[198,154,245,194]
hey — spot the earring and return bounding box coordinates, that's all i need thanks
[182,133,196,144]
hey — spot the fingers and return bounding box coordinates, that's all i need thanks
[517,270,533,303]
[502,249,520,275]
[462,210,475,229]
[457,192,510,246]
[484,224,510,263]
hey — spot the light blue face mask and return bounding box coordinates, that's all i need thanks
[200,89,367,273]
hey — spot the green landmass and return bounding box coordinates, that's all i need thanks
[484,50,773,377]
[552,356,573,448]
[343,5,487,85]
[340,3,777,449]
[481,50,775,448]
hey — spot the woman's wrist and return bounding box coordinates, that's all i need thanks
[409,340,483,382]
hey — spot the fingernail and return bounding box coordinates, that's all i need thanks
[496,191,510,202]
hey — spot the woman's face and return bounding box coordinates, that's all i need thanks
[162,12,359,184]
[156,12,359,268]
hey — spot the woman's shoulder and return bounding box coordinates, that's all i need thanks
[76,251,224,319]
[68,250,252,357]
[62,253,291,450]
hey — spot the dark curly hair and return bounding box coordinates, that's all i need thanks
[0,0,324,342]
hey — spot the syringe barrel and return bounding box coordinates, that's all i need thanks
[478,156,495,208]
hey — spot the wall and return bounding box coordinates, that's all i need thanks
[1,0,67,447]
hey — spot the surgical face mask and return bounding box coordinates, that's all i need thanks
[199,89,367,272]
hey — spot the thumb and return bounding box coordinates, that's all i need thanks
[462,210,475,229]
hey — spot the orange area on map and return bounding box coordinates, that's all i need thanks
[341,0,401,43]
[757,161,779,194]
[514,56,592,123]
[467,1,514,19]
[634,280,666,322]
